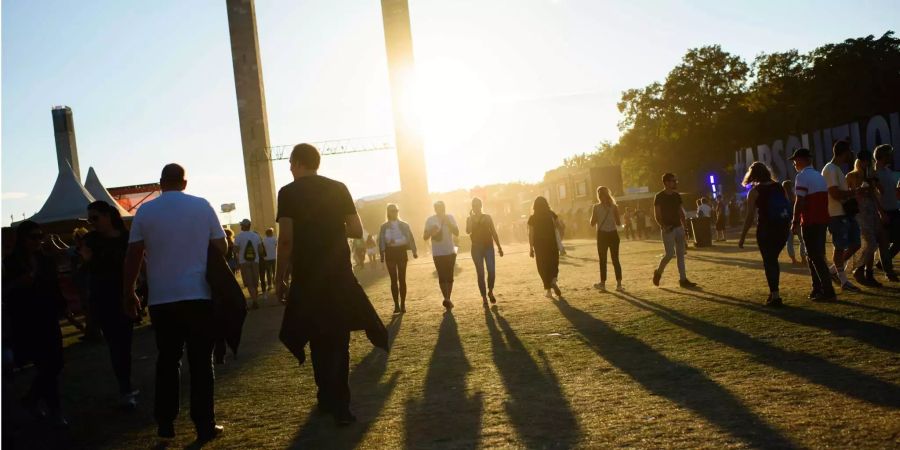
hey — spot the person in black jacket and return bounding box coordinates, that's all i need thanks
[2,220,68,427]
[275,144,387,426]
[82,200,139,409]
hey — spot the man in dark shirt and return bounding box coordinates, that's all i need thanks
[274,143,387,426]
[652,173,697,288]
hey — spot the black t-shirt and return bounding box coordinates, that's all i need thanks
[654,190,683,228]
[277,175,356,278]
[469,214,495,249]
[84,231,128,305]
[527,211,558,248]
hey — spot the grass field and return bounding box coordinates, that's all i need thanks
[5,238,900,449]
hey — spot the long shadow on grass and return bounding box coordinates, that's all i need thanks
[288,314,402,449]
[616,292,900,407]
[689,254,808,273]
[551,298,797,449]
[663,288,900,353]
[484,305,581,448]
[404,312,483,449]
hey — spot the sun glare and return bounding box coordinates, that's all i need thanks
[413,58,493,153]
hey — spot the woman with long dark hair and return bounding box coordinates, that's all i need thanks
[528,196,563,299]
[590,186,623,291]
[81,200,139,408]
[738,162,791,306]
[378,204,417,313]
[2,220,68,426]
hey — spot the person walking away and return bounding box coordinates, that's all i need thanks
[789,148,837,302]
[424,201,459,310]
[82,201,139,409]
[846,150,886,287]
[2,221,68,427]
[122,164,227,442]
[365,234,377,267]
[782,180,807,265]
[873,144,900,281]
[466,198,504,304]
[378,204,417,313]
[234,219,263,309]
[635,207,648,240]
[590,187,624,291]
[652,173,697,288]
[224,228,238,272]
[262,228,277,290]
[822,140,862,292]
[528,196,564,299]
[274,144,387,426]
[737,163,791,306]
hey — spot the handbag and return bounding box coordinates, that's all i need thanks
[841,198,859,217]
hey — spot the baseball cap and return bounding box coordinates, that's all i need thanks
[788,148,812,160]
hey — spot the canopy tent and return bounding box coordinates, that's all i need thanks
[26,162,96,224]
[84,167,131,217]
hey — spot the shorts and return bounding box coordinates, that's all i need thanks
[240,262,260,289]
[827,215,861,250]
[433,254,457,283]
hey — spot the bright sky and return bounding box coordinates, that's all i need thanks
[3,0,898,226]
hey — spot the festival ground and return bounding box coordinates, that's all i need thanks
[6,238,900,449]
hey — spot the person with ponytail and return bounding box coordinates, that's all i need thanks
[466,197,504,304]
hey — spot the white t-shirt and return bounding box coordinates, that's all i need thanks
[821,162,848,217]
[425,214,457,256]
[384,221,408,247]
[128,191,226,306]
[698,203,713,218]
[262,236,277,261]
[234,231,263,264]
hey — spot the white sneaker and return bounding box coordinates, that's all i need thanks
[120,390,139,410]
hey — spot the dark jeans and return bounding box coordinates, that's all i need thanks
[596,231,622,283]
[149,300,216,432]
[259,259,274,291]
[433,254,457,284]
[97,304,134,394]
[471,245,496,297]
[757,225,788,293]
[802,224,835,296]
[535,243,559,289]
[310,331,351,412]
[385,246,409,303]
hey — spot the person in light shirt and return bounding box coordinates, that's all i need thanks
[378,204,418,313]
[423,201,459,311]
[261,228,277,293]
[821,140,862,292]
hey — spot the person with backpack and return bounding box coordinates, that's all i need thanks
[234,219,263,309]
[738,162,791,306]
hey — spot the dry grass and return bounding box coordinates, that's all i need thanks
[6,238,900,449]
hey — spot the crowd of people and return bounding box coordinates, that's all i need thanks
[2,141,898,443]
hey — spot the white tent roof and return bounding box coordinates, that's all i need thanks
[27,161,96,224]
[84,167,131,217]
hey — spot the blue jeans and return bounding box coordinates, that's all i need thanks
[471,245,496,297]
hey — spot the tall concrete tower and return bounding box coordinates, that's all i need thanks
[52,106,81,181]
[226,0,277,231]
[381,0,430,225]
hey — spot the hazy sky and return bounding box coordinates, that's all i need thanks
[3,0,898,226]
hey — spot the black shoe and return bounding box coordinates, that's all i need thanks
[652,269,661,287]
[864,275,883,288]
[679,279,697,288]
[442,300,453,310]
[393,304,400,314]
[197,425,223,443]
[334,410,357,427]
[812,291,837,302]
[158,423,175,439]
[852,267,867,285]
[808,289,822,299]
[841,282,862,293]
[765,294,783,307]
[488,292,497,304]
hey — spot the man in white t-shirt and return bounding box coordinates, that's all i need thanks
[423,201,459,310]
[821,139,862,292]
[234,219,263,309]
[122,164,226,442]
[261,228,277,293]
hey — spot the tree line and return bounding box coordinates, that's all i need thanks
[566,31,900,193]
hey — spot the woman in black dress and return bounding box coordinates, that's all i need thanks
[2,220,67,426]
[528,196,564,299]
[81,200,139,408]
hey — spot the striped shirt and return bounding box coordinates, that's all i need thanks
[794,166,830,225]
